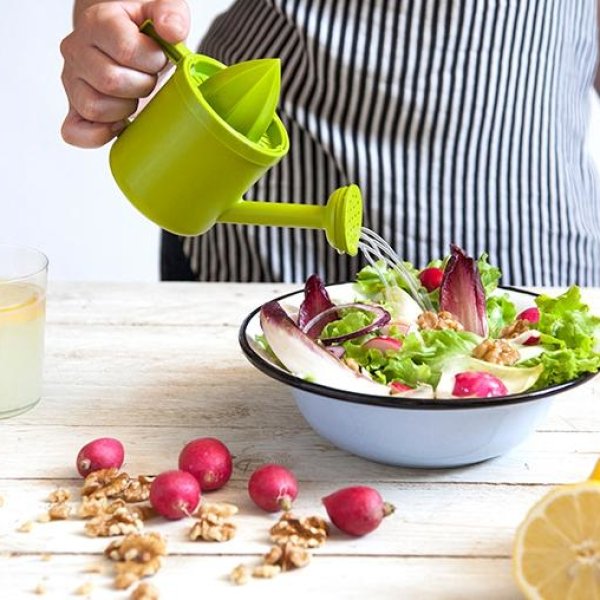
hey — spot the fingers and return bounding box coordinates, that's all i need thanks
[139,0,191,43]
[66,43,157,99]
[59,0,190,148]
[63,73,138,123]
[61,107,128,149]
[89,11,168,74]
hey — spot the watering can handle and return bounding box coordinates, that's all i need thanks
[140,19,191,65]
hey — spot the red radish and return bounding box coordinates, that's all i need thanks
[248,464,298,512]
[362,336,403,353]
[523,334,540,346]
[178,437,233,492]
[452,371,508,398]
[390,381,413,393]
[322,486,395,536]
[419,267,444,292]
[149,470,200,520]
[517,307,540,324]
[76,437,125,477]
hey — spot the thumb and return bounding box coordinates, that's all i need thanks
[142,0,191,44]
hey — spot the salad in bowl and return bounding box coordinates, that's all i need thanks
[240,245,600,467]
[256,245,600,401]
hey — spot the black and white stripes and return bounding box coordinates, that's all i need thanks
[181,0,599,286]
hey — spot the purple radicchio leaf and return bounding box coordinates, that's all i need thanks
[297,274,339,338]
[439,245,489,337]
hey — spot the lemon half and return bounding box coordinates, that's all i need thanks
[513,460,600,599]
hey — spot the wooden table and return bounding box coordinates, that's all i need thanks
[1,283,599,599]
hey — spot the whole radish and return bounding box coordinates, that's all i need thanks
[179,437,233,491]
[76,437,125,477]
[149,470,201,520]
[419,267,444,292]
[517,307,540,324]
[322,486,395,536]
[248,464,298,512]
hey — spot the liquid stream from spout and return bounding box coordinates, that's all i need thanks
[358,227,433,312]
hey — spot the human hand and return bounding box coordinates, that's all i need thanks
[60,0,190,148]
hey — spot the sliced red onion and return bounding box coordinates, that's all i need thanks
[301,303,391,345]
[439,245,488,337]
[298,275,337,337]
[362,336,403,353]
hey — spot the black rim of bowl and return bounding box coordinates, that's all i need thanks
[239,285,597,410]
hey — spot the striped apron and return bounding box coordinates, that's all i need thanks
[166,0,600,286]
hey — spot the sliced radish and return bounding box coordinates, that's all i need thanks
[435,357,543,399]
[362,336,403,353]
[452,371,508,398]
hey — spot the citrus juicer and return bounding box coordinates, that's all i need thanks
[108,21,363,255]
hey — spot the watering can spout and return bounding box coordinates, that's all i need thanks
[217,185,363,256]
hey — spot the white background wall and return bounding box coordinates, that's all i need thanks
[0,0,233,282]
[1,1,599,282]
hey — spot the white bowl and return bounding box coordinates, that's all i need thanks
[239,284,595,468]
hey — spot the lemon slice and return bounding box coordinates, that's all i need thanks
[0,283,44,323]
[513,460,600,599]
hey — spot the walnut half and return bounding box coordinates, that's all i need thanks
[417,311,464,331]
[270,513,328,548]
[105,532,167,590]
[263,543,311,571]
[472,338,520,365]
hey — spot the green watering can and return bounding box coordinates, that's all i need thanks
[109,21,363,255]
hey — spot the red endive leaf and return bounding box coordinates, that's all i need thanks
[298,274,338,338]
[439,245,488,337]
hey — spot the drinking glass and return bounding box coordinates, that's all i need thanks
[0,245,48,418]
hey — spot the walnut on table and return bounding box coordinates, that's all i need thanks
[48,503,71,521]
[472,338,520,365]
[81,469,154,505]
[269,513,329,548]
[81,469,132,500]
[48,488,71,504]
[417,310,464,331]
[230,564,250,586]
[105,532,167,590]
[189,502,238,542]
[252,565,282,579]
[263,542,311,571]
[85,501,147,537]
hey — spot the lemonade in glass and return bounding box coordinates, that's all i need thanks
[0,246,47,418]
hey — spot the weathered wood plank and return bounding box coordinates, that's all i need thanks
[0,425,597,485]
[1,554,520,600]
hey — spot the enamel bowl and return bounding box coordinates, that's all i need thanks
[239,284,595,468]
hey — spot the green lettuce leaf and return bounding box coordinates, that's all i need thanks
[486,294,517,338]
[519,349,600,391]
[536,286,600,352]
[343,329,481,388]
[517,286,600,388]
[477,253,502,295]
